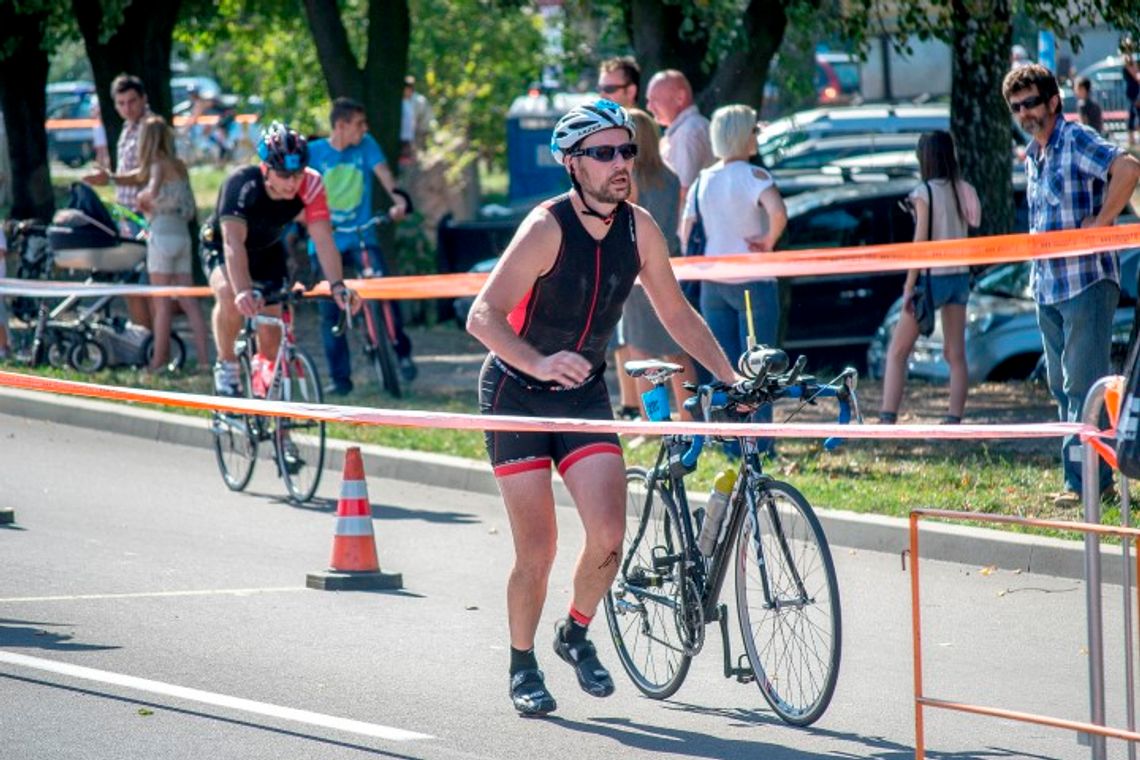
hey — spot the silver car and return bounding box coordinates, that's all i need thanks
[866,250,1139,382]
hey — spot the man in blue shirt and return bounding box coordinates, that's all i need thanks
[308,97,414,396]
[1003,64,1140,507]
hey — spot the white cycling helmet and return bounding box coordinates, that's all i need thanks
[550,99,635,164]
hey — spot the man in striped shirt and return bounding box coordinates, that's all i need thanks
[1003,64,1140,507]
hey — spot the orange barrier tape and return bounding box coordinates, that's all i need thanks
[9,224,1140,302]
[0,370,1095,441]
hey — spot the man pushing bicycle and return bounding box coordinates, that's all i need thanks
[201,122,358,397]
[466,99,737,716]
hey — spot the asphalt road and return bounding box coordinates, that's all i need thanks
[1,412,1136,759]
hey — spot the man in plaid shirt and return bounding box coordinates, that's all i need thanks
[1003,64,1140,508]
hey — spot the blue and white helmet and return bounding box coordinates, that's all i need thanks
[550,99,635,164]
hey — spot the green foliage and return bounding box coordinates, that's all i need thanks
[175,0,328,134]
[409,0,546,167]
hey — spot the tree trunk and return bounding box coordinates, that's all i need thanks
[73,0,182,168]
[695,0,786,115]
[627,0,708,93]
[0,9,54,220]
[950,1,1014,236]
[301,0,408,172]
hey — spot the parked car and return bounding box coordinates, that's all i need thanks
[815,52,862,106]
[1075,56,1131,116]
[865,249,1139,382]
[46,91,98,167]
[757,104,949,167]
[46,80,95,114]
[768,133,921,172]
[777,177,1028,370]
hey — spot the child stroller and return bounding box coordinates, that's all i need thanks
[32,183,186,372]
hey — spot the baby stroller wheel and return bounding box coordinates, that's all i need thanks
[46,333,75,369]
[142,332,186,372]
[69,339,107,373]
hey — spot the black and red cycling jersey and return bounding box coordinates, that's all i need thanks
[201,164,330,281]
[503,193,641,384]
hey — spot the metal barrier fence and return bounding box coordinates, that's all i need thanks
[910,374,1140,758]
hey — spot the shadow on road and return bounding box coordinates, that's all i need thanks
[0,618,119,652]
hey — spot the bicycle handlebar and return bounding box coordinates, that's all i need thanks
[677,347,860,469]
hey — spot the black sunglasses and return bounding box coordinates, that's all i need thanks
[570,143,638,162]
[1008,94,1046,113]
[599,83,630,94]
[271,168,303,180]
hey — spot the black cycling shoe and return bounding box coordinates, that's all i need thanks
[510,668,557,717]
[553,621,615,698]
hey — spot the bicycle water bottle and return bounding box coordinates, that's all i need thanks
[697,469,737,556]
[251,353,272,398]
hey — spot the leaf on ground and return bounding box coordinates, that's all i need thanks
[137,708,154,717]
[979,565,997,576]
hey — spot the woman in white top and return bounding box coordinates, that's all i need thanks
[682,104,787,451]
[134,116,210,371]
[879,130,981,424]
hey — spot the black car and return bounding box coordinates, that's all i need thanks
[778,178,1028,370]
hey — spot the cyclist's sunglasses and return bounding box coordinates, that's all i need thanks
[599,82,630,94]
[270,168,303,180]
[1008,94,1045,113]
[570,143,638,162]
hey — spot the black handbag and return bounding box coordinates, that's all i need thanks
[909,182,936,337]
[681,174,705,309]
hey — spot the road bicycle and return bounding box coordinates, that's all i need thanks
[211,287,328,503]
[604,346,860,726]
[333,214,407,399]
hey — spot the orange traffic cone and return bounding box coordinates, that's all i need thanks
[306,447,403,591]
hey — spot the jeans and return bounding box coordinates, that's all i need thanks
[1037,278,1119,493]
[312,246,412,389]
[701,280,779,454]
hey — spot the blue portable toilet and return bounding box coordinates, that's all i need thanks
[506,91,596,204]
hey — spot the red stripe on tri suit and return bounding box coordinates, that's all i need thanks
[574,243,602,353]
[494,458,552,478]
[557,442,623,476]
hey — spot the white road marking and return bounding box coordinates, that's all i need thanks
[0,587,305,603]
[0,650,433,742]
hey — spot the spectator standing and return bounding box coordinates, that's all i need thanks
[597,57,642,418]
[1004,64,1140,507]
[624,107,694,409]
[645,70,714,205]
[879,131,981,425]
[91,97,110,167]
[1075,77,1105,136]
[1124,55,1140,146]
[134,116,211,371]
[399,75,434,163]
[598,56,640,109]
[308,97,412,396]
[83,73,154,330]
[682,104,787,452]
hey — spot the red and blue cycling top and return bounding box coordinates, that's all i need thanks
[204,164,330,253]
[505,193,641,379]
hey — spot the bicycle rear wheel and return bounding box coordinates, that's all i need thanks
[603,466,693,699]
[735,479,841,726]
[365,301,401,399]
[213,357,258,491]
[274,347,326,503]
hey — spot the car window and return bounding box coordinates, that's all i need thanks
[833,62,861,93]
[784,199,882,249]
[975,263,1031,299]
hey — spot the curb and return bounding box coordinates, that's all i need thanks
[1,386,1129,584]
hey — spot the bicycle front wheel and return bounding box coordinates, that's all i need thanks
[274,347,326,503]
[603,466,693,699]
[366,301,401,399]
[735,479,841,726]
[213,358,257,491]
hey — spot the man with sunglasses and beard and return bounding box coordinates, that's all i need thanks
[201,122,357,397]
[467,100,737,717]
[1003,65,1140,508]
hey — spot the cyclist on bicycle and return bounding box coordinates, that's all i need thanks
[201,122,357,397]
[307,97,414,397]
[466,99,738,717]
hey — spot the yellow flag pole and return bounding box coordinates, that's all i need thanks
[744,289,757,350]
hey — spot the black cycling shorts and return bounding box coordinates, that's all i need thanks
[479,354,622,478]
[200,238,290,286]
